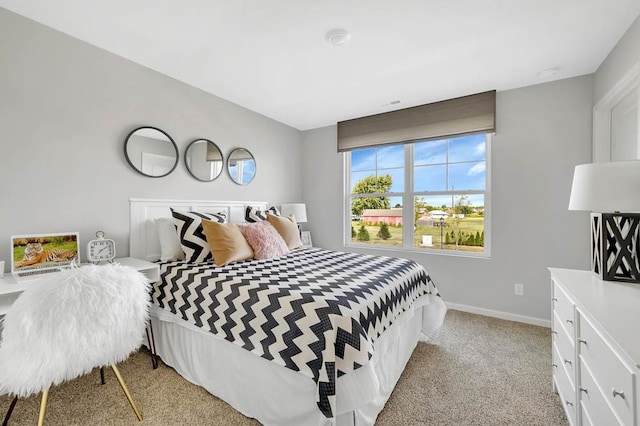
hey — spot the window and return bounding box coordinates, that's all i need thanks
[346,134,490,255]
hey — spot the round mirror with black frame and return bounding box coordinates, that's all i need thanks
[184,139,224,182]
[124,126,179,178]
[227,148,256,185]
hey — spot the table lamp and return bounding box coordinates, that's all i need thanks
[280,203,307,233]
[568,161,640,283]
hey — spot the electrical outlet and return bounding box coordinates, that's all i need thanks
[514,283,524,296]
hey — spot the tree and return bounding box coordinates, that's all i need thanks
[377,223,392,240]
[356,225,370,241]
[351,226,356,238]
[454,195,473,215]
[453,195,470,248]
[414,197,427,225]
[351,174,393,216]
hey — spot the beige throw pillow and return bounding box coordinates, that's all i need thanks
[266,213,302,249]
[201,219,254,266]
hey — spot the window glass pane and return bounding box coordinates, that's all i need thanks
[351,146,404,193]
[350,171,375,193]
[448,161,486,191]
[414,164,446,192]
[414,140,446,165]
[376,145,404,168]
[381,168,404,192]
[347,136,488,255]
[448,134,486,163]
[414,195,484,252]
[351,172,397,194]
[351,148,376,171]
[351,196,402,246]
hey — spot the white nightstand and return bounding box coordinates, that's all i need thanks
[114,257,160,369]
[114,257,160,283]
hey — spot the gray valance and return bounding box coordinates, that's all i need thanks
[337,90,496,152]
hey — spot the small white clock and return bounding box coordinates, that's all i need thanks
[87,231,116,264]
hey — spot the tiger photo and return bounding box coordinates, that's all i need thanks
[14,236,79,269]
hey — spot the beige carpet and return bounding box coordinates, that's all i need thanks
[0,310,568,425]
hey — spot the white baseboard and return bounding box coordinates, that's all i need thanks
[445,302,551,328]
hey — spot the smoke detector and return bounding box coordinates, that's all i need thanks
[325,29,351,46]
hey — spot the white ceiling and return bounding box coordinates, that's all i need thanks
[2,1,640,131]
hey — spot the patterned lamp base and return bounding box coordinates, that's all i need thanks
[591,213,640,283]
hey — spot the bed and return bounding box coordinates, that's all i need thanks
[129,198,446,426]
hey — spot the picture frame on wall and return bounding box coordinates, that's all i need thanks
[301,231,313,248]
[10,232,80,281]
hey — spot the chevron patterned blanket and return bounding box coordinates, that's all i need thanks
[153,248,440,418]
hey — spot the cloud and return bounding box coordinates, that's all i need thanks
[467,163,486,176]
[475,143,486,155]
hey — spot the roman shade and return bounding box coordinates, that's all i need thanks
[337,90,496,152]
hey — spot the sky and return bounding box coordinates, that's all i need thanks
[351,134,486,207]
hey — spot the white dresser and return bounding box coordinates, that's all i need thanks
[550,268,640,425]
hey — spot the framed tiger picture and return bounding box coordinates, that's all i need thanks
[10,232,80,281]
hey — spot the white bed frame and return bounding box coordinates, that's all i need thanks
[128,198,445,426]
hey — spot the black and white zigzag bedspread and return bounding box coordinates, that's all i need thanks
[153,248,441,418]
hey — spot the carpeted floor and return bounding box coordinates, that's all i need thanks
[0,309,568,425]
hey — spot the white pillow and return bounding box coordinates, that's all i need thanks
[155,217,184,262]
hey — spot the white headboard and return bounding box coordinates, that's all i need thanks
[129,198,268,261]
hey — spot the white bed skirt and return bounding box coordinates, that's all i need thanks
[149,294,446,426]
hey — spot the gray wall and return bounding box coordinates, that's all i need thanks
[594,14,640,101]
[302,76,593,322]
[0,9,303,267]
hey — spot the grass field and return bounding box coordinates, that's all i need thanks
[351,215,484,252]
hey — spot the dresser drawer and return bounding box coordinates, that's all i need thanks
[579,360,623,426]
[580,403,593,426]
[552,280,575,340]
[553,342,576,425]
[553,311,576,385]
[578,311,636,426]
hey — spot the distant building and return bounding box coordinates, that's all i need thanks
[429,210,448,219]
[362,208,403,225]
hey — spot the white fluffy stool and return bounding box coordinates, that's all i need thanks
[0,264,150,425]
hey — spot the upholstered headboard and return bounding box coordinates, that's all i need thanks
[129,198,268,261]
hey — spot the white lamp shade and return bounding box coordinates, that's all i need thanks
[568,161,640,212]
[280,203,307,223]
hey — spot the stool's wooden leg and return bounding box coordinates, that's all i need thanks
[111,364,142,421]
[37,390,48,426]
[2,396,18,426]
[100,366,105,385]
[145,321,158,369]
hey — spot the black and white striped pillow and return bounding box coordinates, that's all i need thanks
[171,209,227,263]
[245,206,280,223]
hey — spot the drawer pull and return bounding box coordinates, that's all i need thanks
[579,387,588,394]
[565,400,573,407]
[612,389,625,399]
[564,359,572,366]
[551,331,558,336]
[578,338,587,345]
[552,363,558,369]
[566,319,573,325]
[552,298,558,302]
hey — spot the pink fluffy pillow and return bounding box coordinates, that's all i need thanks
[237,221,289,260]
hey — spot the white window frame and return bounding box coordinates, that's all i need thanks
[344,135,492,257]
